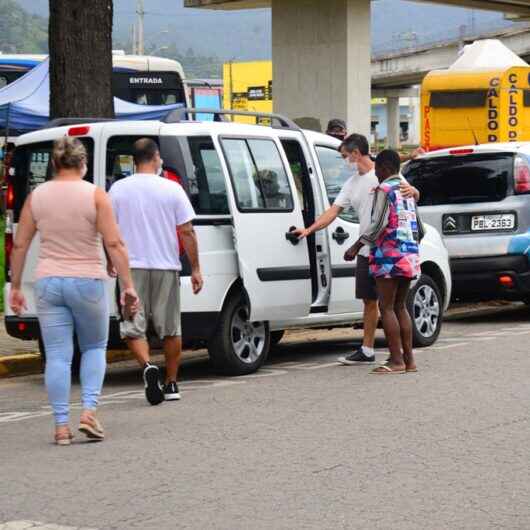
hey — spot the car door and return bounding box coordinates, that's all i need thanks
[311,142,364,315]
[218,135,312,321]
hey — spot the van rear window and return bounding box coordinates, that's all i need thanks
[11,139,94,221]
[402,153,513,206]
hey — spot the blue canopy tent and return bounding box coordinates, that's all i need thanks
[0,59,184,136]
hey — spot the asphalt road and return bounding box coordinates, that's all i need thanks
[1,305,530,530]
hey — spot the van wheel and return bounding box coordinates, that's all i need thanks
[408,274,442,348]
[270,330,285,347]
[208,293,270,375]
[38,338,82,377]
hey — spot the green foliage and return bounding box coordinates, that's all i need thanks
[0,0,48,53]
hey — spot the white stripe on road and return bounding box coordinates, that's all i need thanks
[0,522,96,530]
[430,342,470,350]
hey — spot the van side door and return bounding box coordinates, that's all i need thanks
[311,142,364,315]
[217,134,312,321]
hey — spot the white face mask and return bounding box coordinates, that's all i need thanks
[81,163,88,179]
[347,160,358,173]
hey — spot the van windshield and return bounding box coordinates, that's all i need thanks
[403,153,513,206]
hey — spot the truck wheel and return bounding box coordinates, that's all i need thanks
[270,330,285,347]
[38,338,82,377]
[208,293,270,375]
[408,274,443,348]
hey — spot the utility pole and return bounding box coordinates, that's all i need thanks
[136,0,145,55]
[131,22,137,54]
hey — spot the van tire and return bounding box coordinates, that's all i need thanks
[39,338,82,377]
[208,293,270,376]
[270,330,285,347]
[407,274,443,348]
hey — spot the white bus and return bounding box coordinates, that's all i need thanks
[0,52,189,106]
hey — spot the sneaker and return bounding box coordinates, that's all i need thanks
[338,348,376,365]
[143,364,164,406]
[163,381,181,401]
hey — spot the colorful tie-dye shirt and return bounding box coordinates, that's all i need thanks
[359,175,422,279]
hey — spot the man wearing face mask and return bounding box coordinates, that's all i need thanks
[294,133,419,366]
[326,119,347,141]
[109,138,203,405]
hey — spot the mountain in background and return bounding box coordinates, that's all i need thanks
[0,0,47,54]
[5,0,526,75]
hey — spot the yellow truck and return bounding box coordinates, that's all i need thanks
[421,66,530,151]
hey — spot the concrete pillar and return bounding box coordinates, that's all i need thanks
[272,0,371,138]
[386,96,401,149]
[408,94,421,146]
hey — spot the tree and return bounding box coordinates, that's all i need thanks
[49,0,114,119]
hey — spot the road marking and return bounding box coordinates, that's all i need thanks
[430,342,470,350]
[0,329,516,426]
[0,522,96,530]
[300,362,342,370]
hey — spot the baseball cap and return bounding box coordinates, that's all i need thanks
[326,119,347,131]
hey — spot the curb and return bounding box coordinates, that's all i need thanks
[0,349,135,379]
[445,303,521,321]
[0,353,42,378]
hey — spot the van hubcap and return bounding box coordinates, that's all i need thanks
[231,306,266,364]
[413,285,440,339]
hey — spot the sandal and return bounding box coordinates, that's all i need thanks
[55,427,74,446]
[78,414,105,441]
[370,364,406,375]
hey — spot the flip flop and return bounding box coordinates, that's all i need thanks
[78,416,105,441]
[370,365,406,375]
[406,367,418,373]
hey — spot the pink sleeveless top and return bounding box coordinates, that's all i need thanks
[31,180,106,280]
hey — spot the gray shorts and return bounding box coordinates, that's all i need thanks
[121,269,181,340]
[355,256,378,301]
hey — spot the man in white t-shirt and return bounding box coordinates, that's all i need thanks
[294,133,419,365]
[109,138,203,405]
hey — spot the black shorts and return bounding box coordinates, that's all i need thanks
[355,255,378,301]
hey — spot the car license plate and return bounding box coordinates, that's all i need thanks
[471,214,515,231]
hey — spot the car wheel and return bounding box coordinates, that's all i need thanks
[270,330,285,347]
[38,337,82,377]
[408,274,443,348]
[208,292,270,375]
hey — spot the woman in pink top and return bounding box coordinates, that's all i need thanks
[9,137,139,445]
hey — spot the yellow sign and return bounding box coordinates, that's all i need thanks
[223,60,273,124]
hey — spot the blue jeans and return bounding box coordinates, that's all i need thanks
[36,277,109,426]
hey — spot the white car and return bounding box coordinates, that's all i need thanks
[3,110,452,375]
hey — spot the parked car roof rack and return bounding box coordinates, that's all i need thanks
[162,108,301,131]
[44,117,116,129]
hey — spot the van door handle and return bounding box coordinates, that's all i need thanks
[285,226,300,245]
[332,227,350,245]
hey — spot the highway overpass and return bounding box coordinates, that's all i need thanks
[372,26,530,89]
[185,0,530,145]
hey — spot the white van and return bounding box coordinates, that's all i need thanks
[3,110,452,375]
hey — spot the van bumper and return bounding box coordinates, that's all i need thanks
[450,255,530,301]
[4,312,220,347]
